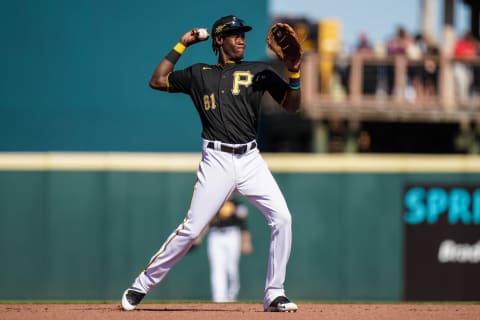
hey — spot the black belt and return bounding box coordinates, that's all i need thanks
[207,141,257,155]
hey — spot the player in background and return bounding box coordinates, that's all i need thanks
[121,15,301,312]
[192,195,253,303]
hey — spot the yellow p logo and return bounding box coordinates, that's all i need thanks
[231,71,253,95]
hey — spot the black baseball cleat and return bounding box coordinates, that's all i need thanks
[264,296,298,312]
[121,288,146,311]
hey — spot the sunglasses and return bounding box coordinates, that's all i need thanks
[215,18,247,35]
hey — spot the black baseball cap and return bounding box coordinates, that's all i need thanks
[211,15,252,36]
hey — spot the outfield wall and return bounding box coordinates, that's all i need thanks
[1,153,479,301]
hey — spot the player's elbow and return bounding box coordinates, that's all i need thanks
[149,73,171,91]
[149,78,164,90]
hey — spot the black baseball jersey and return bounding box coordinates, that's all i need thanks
[167,61,289,144]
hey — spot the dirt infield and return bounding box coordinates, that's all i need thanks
[1,303,480,320]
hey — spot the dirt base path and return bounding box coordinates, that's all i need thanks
[1,303,480,320]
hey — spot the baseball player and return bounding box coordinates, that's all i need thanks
[121,15,301,312]
[193,195,252,303]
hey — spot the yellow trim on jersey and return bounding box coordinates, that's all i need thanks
[165,71,172,91]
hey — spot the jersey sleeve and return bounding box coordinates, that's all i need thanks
[166,66,193,93]
[256,65,289,104]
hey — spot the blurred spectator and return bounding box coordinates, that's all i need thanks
[356,32,373,54]
[421,33,440,98]
[387,26,411,55]
[406,33,425,102]
[386,26,413,96]
[354,32,377,95]
[357,130,372,153]
[404,32,440,103]
[453,31,477,102]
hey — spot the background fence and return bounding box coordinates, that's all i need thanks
[1,153,479,301]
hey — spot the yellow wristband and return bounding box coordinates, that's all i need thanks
[288,70,300,79]
[173,42,186,54]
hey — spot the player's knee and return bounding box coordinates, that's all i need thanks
[182,229,201,241]
[183,224,206,241]
[272,211,292,228]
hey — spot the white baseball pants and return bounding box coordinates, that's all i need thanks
[131,139,293,308]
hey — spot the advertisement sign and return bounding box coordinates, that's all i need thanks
[403,185,480,300]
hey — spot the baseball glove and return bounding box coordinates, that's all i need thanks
[266,23,303,63]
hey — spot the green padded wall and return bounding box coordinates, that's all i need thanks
[3,166,478,301]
